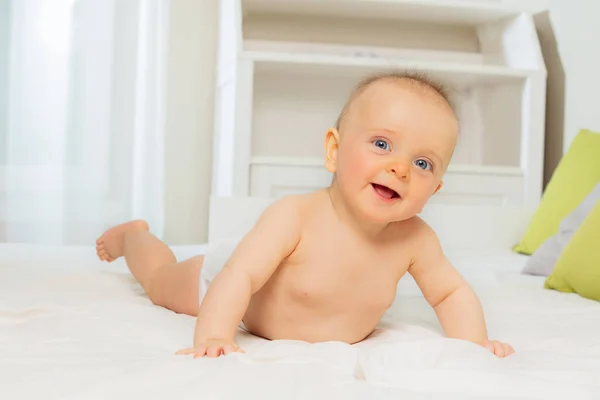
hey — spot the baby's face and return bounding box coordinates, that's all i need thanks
[329,80,458,224]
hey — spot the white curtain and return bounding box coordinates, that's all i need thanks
[0,0,170,244]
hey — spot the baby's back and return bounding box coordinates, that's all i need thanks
[242,190,415,344]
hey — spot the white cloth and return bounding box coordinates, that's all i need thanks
[1,244,600,400]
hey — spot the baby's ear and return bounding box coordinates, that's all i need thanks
[433,181,443,195]
[324,128,340,173]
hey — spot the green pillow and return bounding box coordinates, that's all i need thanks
[514,129,600,255]
[544,201,600,301]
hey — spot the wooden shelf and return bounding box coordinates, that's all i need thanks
[213,0,546,207]
[245,49,532,87]
[250,156,523,177]
[242,0,520,26]
[244,39,488,66]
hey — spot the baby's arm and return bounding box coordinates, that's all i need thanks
[179,197,301,358]
[407,220,514,358]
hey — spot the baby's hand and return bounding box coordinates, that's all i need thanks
[176,339,245,358]
[478,339,514,358]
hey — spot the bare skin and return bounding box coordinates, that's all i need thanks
[97,78,514,359]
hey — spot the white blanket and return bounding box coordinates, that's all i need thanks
[1,244,599,399]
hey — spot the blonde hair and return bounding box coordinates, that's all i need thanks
[334,71,453,131]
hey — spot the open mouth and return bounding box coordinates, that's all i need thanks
[371,183,400,200]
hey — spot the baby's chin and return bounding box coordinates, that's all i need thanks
[360,207,418,225]
[381,214,417,224]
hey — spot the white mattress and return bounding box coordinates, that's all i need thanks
[1,243,600,400]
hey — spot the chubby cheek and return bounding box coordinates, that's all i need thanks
[336,146,373,188]
[405,180,439,208]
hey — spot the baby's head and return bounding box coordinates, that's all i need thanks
[324,72,459,224]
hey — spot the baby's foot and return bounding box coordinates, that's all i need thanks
[96,220,149,262]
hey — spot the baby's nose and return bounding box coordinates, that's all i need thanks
[386,159,410,179]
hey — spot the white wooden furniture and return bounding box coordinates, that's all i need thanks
[211,0,547,208]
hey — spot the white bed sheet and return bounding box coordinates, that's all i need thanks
[1,243,600,400]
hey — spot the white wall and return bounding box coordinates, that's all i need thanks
[537,0,600,149]
[509,0,600,182]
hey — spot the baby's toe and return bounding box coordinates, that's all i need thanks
[494,342,509,358]
[481,341,494,353]
[97,249,112,261]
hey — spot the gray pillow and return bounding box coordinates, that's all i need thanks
[522,182,600,276]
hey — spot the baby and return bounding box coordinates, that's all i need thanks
[96,72,514,358]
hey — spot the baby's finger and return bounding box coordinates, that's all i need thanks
[206,345,222,358]
[493,341,506,358]
[231,343,245,354]
[223,345,235,355]
[175,348,195,356]
[193,346,207,359]
[504,343,515,356]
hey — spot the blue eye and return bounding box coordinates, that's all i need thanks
[373,139,390,151]
[414,159,431,171]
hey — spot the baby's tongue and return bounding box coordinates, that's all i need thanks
[373,184,395,199]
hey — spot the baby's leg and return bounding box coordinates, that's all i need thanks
[96,220,201,316]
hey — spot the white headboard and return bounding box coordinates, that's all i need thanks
[208,196,534,252]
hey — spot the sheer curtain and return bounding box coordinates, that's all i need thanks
[0,0,170,244]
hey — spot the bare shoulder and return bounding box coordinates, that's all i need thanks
[236,195,307,260]
[396,216,450,278]
[389,216,442,255]
[257,194,304,225]
[254,191,318,230]
[391,215,437,240]
[243,192,324,260]
[410,216,439,241]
